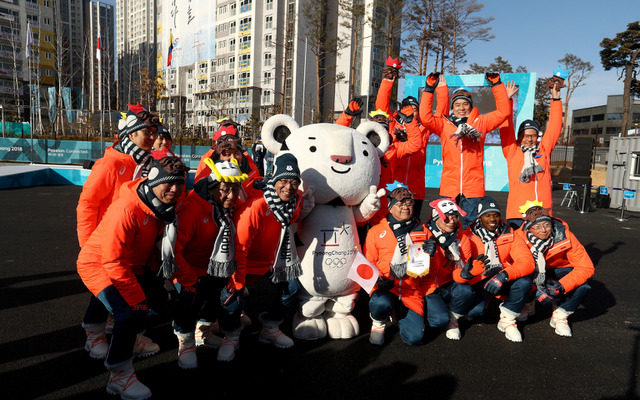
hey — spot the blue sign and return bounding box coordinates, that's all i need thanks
[624,190,635,200]
[600,186,608,195]
[563,183,572,191]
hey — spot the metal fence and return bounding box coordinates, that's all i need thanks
[550,146,609,166]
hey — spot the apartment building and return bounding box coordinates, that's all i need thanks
[572,95,640,146]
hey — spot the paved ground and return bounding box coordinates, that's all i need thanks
[1,185,639,400]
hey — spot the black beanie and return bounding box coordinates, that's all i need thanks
[518,119,540,135]
[269,153,301,184]
[146,156,189,188]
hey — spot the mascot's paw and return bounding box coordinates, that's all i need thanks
[292,312,327,340]
[325,311,360,339]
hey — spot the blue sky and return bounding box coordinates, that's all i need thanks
[455,0,640,115]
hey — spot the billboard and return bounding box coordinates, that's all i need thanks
[404,73,537,191]
[160,0,217,68]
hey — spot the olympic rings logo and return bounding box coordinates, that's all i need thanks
[324,257,348,269]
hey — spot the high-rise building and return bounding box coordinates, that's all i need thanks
[152,0,398,138]
[116,0,157,110]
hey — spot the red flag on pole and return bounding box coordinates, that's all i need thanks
[347,248,379,294]
[96,28,101,61]
[167,32,174,67]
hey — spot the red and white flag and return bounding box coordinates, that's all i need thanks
[347,248,379,294]
[96,28,101,62]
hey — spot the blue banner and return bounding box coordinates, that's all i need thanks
[62,87,73,123]
[47,87,55,122]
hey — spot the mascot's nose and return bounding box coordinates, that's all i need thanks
[331,155,352,164]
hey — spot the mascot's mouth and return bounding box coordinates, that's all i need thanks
[331,166,351,174]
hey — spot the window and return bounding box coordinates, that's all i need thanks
[592,114,605,121]
[229,38,236,51]
[265,34,273,47]
[45,52,52,60]
[573,115,590,124]
[230,3,236,16]
[265,15,272,30]
[229,56,235,69]
[240,35,251,50]
[266,0,273,11]
[211,60,217,72]
[240,54,250,68]
[230,21,236,34]
[264,72,272,85]
[264,53,272,67]
[240,0,252,12]
[608,113,623,120]
[199,62,207,73]
[630,152,640,181]
[263,89,271,103]
[187,69,193,79]
[229,74,235,84]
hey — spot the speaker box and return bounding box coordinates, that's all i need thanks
[572,137,594,175]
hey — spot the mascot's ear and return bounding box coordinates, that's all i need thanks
[356,121,390,157]
[261,114,300,155]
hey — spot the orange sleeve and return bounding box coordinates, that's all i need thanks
[100,208,147,306]
[558,230,595,292]
[77,161,116,247]
[502,234,536,280]
[540,98,563,154]
[499,98,518,159]
[375,78,394,115]
[335,111,354,127]
[173,205,201,287]
[393,118,425,160]
[419,88,445,136]
[230,197,264,289]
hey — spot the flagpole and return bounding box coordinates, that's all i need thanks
[167,30,172,134]
[97,3,103,153]
[26,21,34,163]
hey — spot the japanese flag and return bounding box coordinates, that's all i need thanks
[348,248,379,294]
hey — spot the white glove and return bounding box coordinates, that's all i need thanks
[299,185,315,220]
[355,185,386,222]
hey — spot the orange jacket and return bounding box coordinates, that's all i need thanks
[421,224,473,295]
[172,190,225,287]
[76,179,164,306]
[419,83,510,198]
[364,218,433,316]
[229,192,303,290]
[500,98,563,219]
[76,143,139,247]
[194,147,262,200]
[460,224,535,284]
[515,218,594,293]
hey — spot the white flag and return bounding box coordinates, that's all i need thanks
[347,248,379,294]
[96,28,101,61]
[25,21,32,59]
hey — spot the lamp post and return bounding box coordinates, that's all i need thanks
[1,105,4,137]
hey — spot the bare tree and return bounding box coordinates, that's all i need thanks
[338,0,373,99]
[301,1,347,122]
[558,53,593,144]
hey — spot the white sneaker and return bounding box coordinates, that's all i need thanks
[195,321,223,349]
[258,313,294,348]
[133,334,160,358]
[497,306,522,342]
[106,360,151,400]
[217,329,240,362]
[445,312,462,340]
[550,308,573,337]
[174,330,198,369]
[82,322,109,359]
[369,319,386,345]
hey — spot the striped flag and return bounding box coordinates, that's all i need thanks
[96,28,101,61]
[25,21,32,59]
[167,32,174,67]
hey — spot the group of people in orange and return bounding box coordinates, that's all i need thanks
[74,59,594,400]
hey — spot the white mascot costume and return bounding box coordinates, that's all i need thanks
[260,114,390,339]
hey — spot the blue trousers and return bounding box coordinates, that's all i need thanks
[369,290,425,346]
[548,267,591,312]
[466,276,533,318]
[425,281,474,328]
[96,285,148,366]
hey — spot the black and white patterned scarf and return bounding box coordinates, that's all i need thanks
[427,217,464,269]
[519,144,543,183]
[138,183,178,279]
[262,184,302,284]
[448,117,481,145]
[387,215,423,279]
[470,220,506,277]
[526,229,554,288]
[115,136,153,178]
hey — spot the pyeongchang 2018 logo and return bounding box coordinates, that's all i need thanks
[320,223,351,247]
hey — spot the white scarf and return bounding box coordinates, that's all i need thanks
[470,220,505,277]
[519,144,543,183]
[526,230,554,288]
[139,183,178,279]
[207,204,237,277]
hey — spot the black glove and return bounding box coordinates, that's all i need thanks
[485,72,502,87]
[344,98,364,117]
[220,285,243,307]
[422,239,437,257]
[396,105,415,125]
[376,276,395,291]
[536,279,565,304]
[460,254,490,280]
[424,72,441,93]
[483,270,509,295]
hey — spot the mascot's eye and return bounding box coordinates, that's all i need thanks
[310,146,317,152]
[363,150,369,157]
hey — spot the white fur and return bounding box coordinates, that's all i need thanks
[260,115,389,339]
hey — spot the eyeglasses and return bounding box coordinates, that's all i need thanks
[218,185,241,195]
[530,222,552,231]
[394,199,414,209]
[277,179,300,188]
